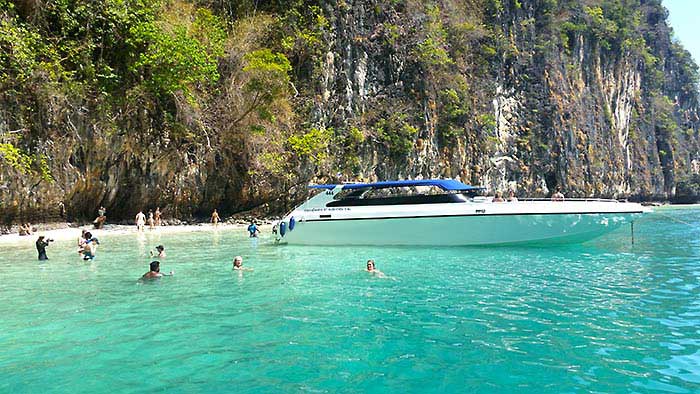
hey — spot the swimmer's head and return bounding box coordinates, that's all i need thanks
[233,256,243,267]
[150,261,160,272]
[85,232,92,239]
[156,245,164,251]
[367,259,375,270]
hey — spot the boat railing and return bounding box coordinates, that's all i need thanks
[505,197,624,203]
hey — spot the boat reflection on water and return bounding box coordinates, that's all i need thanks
[274,179,650,246]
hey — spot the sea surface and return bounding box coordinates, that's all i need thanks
[1,208,700,393]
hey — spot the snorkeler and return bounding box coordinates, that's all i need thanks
[232,256,253,271]
[365,259,386,278]
[150,245,166,258]
[36,236,53,260]
[141,261,174,279]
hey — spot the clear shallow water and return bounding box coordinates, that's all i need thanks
[1,210,700,393]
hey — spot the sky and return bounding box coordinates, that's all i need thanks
[663,0,700,65]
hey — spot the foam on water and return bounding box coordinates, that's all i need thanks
[1,209,700,393]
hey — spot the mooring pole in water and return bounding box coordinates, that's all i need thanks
[631,221,635,245]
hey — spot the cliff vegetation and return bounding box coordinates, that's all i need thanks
[0,0,698,223]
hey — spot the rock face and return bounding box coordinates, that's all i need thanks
[0,0,698,223]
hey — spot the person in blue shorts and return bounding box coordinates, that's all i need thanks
[247,222,260,237]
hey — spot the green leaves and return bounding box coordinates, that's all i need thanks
[133,6,227,99]
[288,127,331,165]
[0,143,53,182]
[375,114,418,158]
[242,49,292,110]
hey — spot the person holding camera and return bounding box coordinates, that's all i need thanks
[36,236,53,260]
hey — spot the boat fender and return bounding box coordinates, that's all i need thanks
[289,217,296,231]
[280,221,287,237]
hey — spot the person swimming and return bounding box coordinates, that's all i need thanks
[232,256,253,271]
[365,259,386,278]
[150,245,166,258]
[141,261,173,279]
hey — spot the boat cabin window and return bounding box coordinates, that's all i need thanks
[327,186,472,207]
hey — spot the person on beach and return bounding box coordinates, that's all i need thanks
[19,223,30,236]
[147,210,155,230]
[247,222,259,237]
[211,209,220,227]
[36,236,53,260]
[94,206,107,229]
[154,207,162,227]
[135,211,146,231]
[233,256,253,271]
[150,245,166,258]
[507,190,518,202]
[365,259,385,278]
[551,187,565,202]
[492,191,505,202]
[141,261,174,280]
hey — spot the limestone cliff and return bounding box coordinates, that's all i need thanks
[0,0,698,223]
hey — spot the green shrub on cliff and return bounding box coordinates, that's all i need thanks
[132,5,226,99]
[288,127,331,165]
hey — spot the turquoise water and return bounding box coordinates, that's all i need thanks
[1,210,700,393]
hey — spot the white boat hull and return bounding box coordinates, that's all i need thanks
[276,211,640,246]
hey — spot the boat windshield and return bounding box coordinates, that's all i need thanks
[327,186,472,207]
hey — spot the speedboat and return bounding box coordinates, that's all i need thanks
[274,179,649,246]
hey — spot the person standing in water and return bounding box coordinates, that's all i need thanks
[81,231,100,260]
[232,256,253,271]
[135,211,146,231]
[36,236,53,260]
[211,209,220,227]
[141,261,173,279]
[154,207,162,227]
[247,222,259,237]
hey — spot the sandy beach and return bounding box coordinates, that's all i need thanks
[0,222,272,246]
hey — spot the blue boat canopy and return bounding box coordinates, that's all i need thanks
[308,179,483,191]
